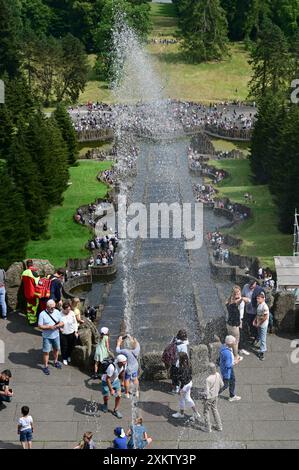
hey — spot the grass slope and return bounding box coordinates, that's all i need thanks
[26,161,112,268]
[210,159,292,269]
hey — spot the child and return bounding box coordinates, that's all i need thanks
[74,432,96,449]
[92,327,112,379]
[113,427,127,449]
[127,417,153,449]
[202,363,224,433]
[17,406,34,449]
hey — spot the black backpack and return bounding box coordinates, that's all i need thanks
[99,357,115,374]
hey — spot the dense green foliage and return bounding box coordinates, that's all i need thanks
[174,0,229,63]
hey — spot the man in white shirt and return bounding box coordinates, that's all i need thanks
[101,355,127,419]
[38,299,64,375]
[255,292,269,361]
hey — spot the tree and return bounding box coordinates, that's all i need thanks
[0,162,29,268]
[6,125,48,239]
[176,0,229,63]
[0,0,22,77]
[250,92,286,184]
[270,104,299,233]
[93,0,151,80]
[54,103,79,166]
[248,21,293,103]
[55,34,89,103]
[20,0,53,37]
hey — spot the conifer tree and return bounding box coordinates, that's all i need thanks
[53,103,78,166]
[0,162,29,268]
[0,0,22,77]
[7,125,48,239]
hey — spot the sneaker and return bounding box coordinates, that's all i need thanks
[258,353,265,361]
[199,426,211,433]
[190,412,201,422]
[213,426,223,432]
[101,404,108,413]
[239,349,250,356]
[42,367,50,375]
[91,374,98,380]
[112,410,123,419]
[63,360,68,366]
[54,362,62,369]
[229,395,241,402]
[175,386,180,393]
[172,412,185,419]
[235,356,243,363]
[124,393,130,399]
[67,357,71,363]
[135,390,139,399]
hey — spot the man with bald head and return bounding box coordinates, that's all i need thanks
[38,300,64,375]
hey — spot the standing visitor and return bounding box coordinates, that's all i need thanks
[71,298,85,324]
[219,336,241,402]
[38,300,64,375]
[169,330,189,394]
[202,363,223,433]
[0,267,7,320]
[50,268,65,309]
[60,301,79,366]
[101,354,127,419]
[21,260,41,325]
[17,406,34,449]
[116,334,140,398]
[254,292,269,361]
[92,327,112,379]
[172,352,201,422]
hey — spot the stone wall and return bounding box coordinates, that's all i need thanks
[273,292,297,332]
[5,259,55,311]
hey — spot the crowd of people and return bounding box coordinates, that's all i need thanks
[193,182,217,204]
[69,100,256,140]
[148,38,178,45]
[207,231,230,264]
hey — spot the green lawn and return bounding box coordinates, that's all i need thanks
[211,139,250,155]
[150,2,178,36]
[26,161,112,268]
[209,159,292,269]
[80,42,251,105]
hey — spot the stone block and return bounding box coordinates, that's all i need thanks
[274,292,296,332]
[141,352,168,380]
[208,341,222,363]
[190,345,209,376]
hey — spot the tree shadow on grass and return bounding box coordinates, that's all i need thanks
[152,51,184,64]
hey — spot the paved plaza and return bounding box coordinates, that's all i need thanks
[1,314,299,449]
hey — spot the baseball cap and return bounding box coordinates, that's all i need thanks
[100,327,109,335]
[116,354,127,363]
[114,427,126,438]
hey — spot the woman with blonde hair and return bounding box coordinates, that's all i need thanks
[116,334,140,398]
[71,298,84,325]
[226,286,248,361]
[127,417,153,449]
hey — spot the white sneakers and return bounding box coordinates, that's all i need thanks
[239,349,250,356]
[63,360,68,366]
[229,395,241,402]
[172,412,184,419]
[68,357,71,363]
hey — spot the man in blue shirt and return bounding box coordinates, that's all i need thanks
[219,336,241,402]
[38,299,64,375]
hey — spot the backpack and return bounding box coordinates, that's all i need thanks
[99,357,115,374]
[162,341,177,368]
[36,276,52,300]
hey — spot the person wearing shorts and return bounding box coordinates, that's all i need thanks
[38,299,64,375]
[116,335,140,398]
[18,406,34,449]
[101,355,127,419]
